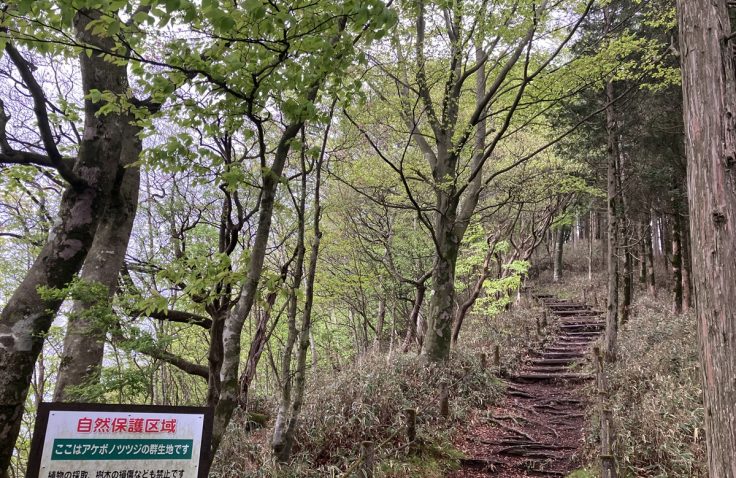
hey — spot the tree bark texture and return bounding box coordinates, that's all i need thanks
[53,122,142,401]
[0,13,126,473]
[678,0,736,474]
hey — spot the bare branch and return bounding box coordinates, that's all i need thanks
[3,42,84,187]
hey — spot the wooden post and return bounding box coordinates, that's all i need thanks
[404,408,416,443]
[541,309,548,328]
[601,409,617,478]
[493,344,500,367]
[593,346,617,478]
[479,352,487,369]
[439,388,450,419]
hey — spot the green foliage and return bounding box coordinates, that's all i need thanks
[476,259,529,316]
[38,278,116,333]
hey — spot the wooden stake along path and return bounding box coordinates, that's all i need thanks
[449,293,602,477]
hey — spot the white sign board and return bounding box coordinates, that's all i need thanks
[27,404,213,478]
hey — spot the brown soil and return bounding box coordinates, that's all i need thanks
[448,294,602,478]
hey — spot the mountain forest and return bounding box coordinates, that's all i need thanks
[0,0,734,477]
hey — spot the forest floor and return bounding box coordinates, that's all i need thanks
[448,293,603,477]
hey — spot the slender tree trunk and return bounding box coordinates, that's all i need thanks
[272,141,324,463]
[652,212,661,257]
[681,216,692,312]
[0,14,126,472]
[54,122,141,402]
[638,222,647,284]
[589,209,595,282]
[272,161,308,464]
[619,150,632,325]
[553,227,565,282]
[402,285,425,353]
[660,216,671,269]
[373,298,386,352]
[239,260,291,408]
[206,311,225,407]
[309,330,318,374]
[671,210,684,315]
[646,211,657,296]
[678,0,736,474]
[604,78,620,362]
[211,119,307,457]
[621,244,633,325]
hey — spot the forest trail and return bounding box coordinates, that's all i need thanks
[449,293,604,477]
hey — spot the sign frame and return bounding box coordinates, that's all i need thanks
[26,402,214,478]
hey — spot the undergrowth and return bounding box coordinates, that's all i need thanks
[210,352,503,477]
[606,295,705,477]
[212,244,707,477]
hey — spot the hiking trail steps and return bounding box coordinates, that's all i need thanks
[448,292,602,477]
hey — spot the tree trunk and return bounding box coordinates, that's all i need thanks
[211,120,306,458]
[402,285,426,353]
[678,0,736,475]
[206,311,225,407]
[272,141,324,463]
[604,78,620,363]
[618,148,632,325]
[589,209,595,282]
[621,242,633,324]
[422,220,459,362]
[0,13,126,473]
[553,227,565,282]
[373,298,386,352]
[53,123,141,402]
[309,330,318,374]
[646,211,657,296]
[681,216,692,312]
[272,190,306,463]
[660,215,671,269]
[671,210,684,315]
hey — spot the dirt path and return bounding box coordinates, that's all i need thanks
[449,294,603,477]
